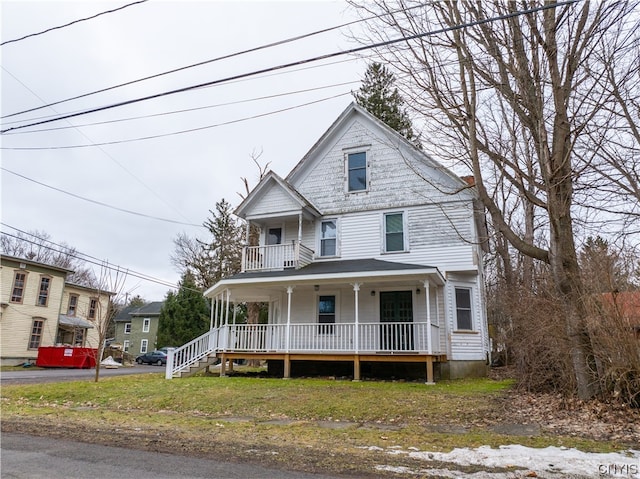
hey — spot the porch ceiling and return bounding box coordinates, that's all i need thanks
[204,258,446,299]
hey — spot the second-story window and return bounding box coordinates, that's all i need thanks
[88,298,97,319]
[142,318,150,333]
[11,271,27,303]
[67,294,79,316]
[320,220,337,257]
[347,152,367,192]
[124,323,132,334]
[267,227,282,245]
[37,276,51,306]
[384,212,405,252]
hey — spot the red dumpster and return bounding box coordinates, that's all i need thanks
[36,347,97,368]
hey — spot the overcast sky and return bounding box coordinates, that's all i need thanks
[1,1,369,301]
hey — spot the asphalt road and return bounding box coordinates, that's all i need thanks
[0,364,163,385]
[1,433,348,479]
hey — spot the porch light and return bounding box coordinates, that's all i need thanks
[416,288,421,294]
[314,285,320,291]
[370,290,376,296]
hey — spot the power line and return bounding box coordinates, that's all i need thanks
[1,67,196,224]
[0,0,581,135]
[1,167,203,227]
[1,4,422,120]
[1,225,180,291]
[3,81,360,135]
[1,1,148,47]
[1,92,351,150]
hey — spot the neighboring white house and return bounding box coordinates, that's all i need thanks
[167,102,489,382]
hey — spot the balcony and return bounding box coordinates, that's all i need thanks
[241,242,314,272]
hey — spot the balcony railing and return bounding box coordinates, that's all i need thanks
[241,242,314,272]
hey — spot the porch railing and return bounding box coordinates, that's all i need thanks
[223,322,441,353]
[241,242,314,272]
[167,322,443,378]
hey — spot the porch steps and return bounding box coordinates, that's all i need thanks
[172,353,218,378]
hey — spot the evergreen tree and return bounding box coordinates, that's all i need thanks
[203,198,244,284]
[171,198,244,290]
[157,273,210,347]
[354,62,419,147]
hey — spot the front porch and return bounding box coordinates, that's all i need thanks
[167,318,446,382]
[167,258,449,382]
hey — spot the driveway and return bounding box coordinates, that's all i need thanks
[1,364,162,385]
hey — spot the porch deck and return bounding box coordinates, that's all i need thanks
[166,321,446,383]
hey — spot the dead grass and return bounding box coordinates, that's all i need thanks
[2,371,637,477]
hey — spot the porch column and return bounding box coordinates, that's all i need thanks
[225,289,231,326]
[351,283,361,354]
[285,286,294,354]
[297,212,302,244]
[209,298,215,330]
[423,280,432,355]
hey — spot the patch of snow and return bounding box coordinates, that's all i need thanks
[100,356,120,368]
[373,444,640,478]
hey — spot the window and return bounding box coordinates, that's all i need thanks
[384,212,405,252]
[347,152,367,192]
[124,323,132,334]
[88,298,98,319]
[37,276,51,306]
[142,318,150,333]
[74,328,85,346]
[11,271,27,303]
[320,220,337,257]
[28,318,45,349]
[318,295,336,334]
[140,339,148,353]
[267,227,282,245]
[455,288,473,330]
[123,340,130,352]
[67,294,79,316]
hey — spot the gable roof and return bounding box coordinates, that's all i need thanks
[234,170,321,220]
[114,301,164,322]
[286,102,470,193]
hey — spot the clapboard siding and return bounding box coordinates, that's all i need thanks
[293,120,471,214]
[321,205,476,271]
[250,186,301,216]
[445,275,487,360]
[1,259,66,361]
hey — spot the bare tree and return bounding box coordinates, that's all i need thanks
[89,263,130,382]
[1,229,97,286]
[349,1,639,399]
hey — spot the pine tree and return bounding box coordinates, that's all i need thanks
[157,273,210,347]
[354,62,419,147]
[203,198,244,284]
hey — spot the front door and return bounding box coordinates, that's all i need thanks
[380,291,414,351]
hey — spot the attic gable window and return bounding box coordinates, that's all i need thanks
[347,151,367,192]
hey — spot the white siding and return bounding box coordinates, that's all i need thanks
[292,120,471,215]
[250,186,301,217]
[445,274,487,361]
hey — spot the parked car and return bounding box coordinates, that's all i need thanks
[136,350,167,365]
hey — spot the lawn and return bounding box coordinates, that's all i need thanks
[1,371,631,477]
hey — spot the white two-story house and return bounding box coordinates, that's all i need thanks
[167,103,489,382]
